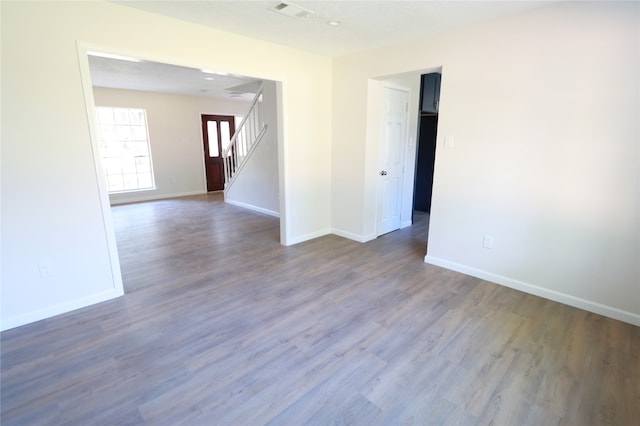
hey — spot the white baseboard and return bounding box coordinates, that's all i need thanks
[110,190,205,205]
[224,199,280,218]
[331,228,376,243]
[0,288,124,331]
[424,255,640,327]
[284,228,332,246]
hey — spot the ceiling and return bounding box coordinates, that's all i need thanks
[88,55,262,101]
[92,1,553,101]
[113,0,554,58]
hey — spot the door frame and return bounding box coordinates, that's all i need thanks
[364,67,442,247]
[76,43,289,296]
[201,114,235,192]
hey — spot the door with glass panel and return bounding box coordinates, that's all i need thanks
[201,114,235,191]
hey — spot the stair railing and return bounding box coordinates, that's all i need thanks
[222,84,267,189]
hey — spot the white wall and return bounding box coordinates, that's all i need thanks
[93,87,251,204]
[225,81,280,216]
[332,2,640,325]
[1,1,332,330]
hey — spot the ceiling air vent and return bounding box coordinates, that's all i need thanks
[271,2,314,19]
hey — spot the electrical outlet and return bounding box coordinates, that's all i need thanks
[483,235,494,249]
[38,261,54,278]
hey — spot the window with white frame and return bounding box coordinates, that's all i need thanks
[95,107,155,193]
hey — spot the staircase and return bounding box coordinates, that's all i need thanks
[223,84,267,191]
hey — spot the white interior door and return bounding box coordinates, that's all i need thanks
[377,87,409,236]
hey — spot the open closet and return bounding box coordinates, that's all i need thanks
[413,72,441,213]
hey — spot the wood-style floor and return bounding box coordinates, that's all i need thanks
[2,193,638,425]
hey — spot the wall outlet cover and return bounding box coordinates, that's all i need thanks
[483,235,494,249]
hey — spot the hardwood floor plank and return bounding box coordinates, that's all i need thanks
[305,393,382,426]
[264,353,387,425]
[2,193,638,425]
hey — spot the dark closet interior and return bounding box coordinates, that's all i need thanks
[413,72,441,213]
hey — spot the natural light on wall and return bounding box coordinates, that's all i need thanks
[95,106,155,193]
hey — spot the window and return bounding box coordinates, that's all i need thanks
[95,107,155,193]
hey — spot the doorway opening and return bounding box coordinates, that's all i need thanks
[413,72,441,250]
[372,67,442,256]
[78,46,286,295]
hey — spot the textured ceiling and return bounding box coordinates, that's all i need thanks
[89,56,262,101]
[113,0,553,57]
[93,1,554,100]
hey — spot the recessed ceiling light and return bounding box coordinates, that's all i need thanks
[87,51,142,62]
[201,69,217,74]
[205,77,215,81]
[327,20,341,26]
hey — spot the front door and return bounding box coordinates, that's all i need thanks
[202,114,235,192]
[377,87,409,236]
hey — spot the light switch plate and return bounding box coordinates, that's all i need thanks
[444,135,454,149]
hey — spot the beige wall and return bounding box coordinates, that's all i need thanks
[332,1,639,324]
[2,1,638,330]
[1,1,332,330]
[93,87,252,204]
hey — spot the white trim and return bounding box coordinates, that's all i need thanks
[110,190,206,205]
[224,199,280,218]
[0,289,123,332]
[275,82,288,246]
[331,228,376,243]
[381,81,413,92]
[424,255,640,327]
[284,228,332,246]
[76,41,125,297]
